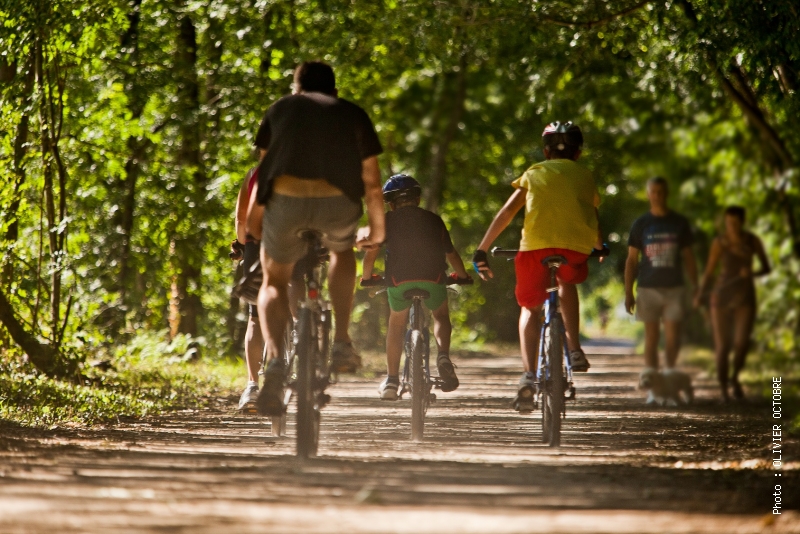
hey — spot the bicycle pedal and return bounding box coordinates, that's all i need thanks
[428,393,436,403]
[240,405,259,416]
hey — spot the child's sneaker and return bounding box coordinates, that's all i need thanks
[569,349,590,372]
[436,354,459,392]
[514,371,537,412]
[378,376,400,400]
[237,381,259,413]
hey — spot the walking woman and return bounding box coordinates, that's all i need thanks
[694,206,771,402]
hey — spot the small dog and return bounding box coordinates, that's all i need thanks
[639,367,694,406]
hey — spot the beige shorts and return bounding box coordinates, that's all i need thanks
[636,286,685,323]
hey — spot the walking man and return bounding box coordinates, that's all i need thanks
[624,177,698,403]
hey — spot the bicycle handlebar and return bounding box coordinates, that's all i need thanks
[359,275,474,288]
[490,245,611,259]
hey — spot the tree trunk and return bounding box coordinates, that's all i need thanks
[0,288,70,378]
[118,0,148,313]
[424,53,468,213]
[169,14,205,338]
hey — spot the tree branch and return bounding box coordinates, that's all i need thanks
[541,0,651,29]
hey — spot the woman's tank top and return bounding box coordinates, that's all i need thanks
[711,232,756,308]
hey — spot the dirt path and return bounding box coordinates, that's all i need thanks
[1,339,797,533]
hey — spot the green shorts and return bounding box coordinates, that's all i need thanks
[387,281,448,312]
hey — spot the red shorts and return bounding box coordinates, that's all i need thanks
[514,248,589,308]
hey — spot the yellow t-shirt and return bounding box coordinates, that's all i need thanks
[511,159,600,254]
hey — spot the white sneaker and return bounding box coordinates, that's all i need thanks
[378,376,400,401]
[238,382,259,412]
[569,349,590,372]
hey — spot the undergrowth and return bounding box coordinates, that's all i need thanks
[0,331,241,427]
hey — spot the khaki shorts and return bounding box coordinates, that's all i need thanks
[636,286,686,323]
[261,194,362,264]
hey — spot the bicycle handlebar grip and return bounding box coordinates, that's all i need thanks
[589,245,611,258]
[490,247,518,258]
[448,273,474,285]
[359,276,386,288]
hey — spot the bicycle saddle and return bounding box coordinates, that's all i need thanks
[297,229,325,242]
[403,288,430,300]
[541,255,568,266]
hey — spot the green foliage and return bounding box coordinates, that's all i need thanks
[0,332,240,426]
[0,0,798,418]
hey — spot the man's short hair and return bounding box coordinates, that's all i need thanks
[294,61,336,95]
[647,176,669,191]
[724,205,746,222]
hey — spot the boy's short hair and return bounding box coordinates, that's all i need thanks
[646,176,669,191]
[294,61,336,95]
[724,205,746,222]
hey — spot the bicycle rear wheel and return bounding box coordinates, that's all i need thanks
[409,329,426,441]
[295,308,320,458]
[542,315,564,447]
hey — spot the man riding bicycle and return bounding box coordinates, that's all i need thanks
[361,174,470,400]
[248,61,385,416]
[472,121,605,409]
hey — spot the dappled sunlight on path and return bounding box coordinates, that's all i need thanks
[1,338,797,533]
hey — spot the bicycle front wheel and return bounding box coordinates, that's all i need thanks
[543,315,565,447]
[295,308,320,458]
[409,329,426,441]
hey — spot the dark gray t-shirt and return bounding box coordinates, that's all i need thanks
[628,211,693,288]
[254,92,383,204]
[385,206,455,285]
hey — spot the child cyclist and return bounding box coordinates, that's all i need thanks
[362,174,471,400]
[472,122,606,409]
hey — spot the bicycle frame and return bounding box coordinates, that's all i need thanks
[537,263,573,390]
[400,298,432,398]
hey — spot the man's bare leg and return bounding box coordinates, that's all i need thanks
[559,282,580,352]
[254,247,297,415]
[643,321,660,369]
[663,320,681,369]
[519,306,542,374]
[328,248,356,343]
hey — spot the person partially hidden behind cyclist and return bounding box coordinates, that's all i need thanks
[473,121,605,410]
[230,165,265,412]
[361,174,470,400]
[248,61,386,416]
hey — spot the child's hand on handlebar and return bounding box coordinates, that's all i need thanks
[471,249,493,281]
[359,274,385,287]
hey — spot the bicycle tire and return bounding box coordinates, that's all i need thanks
[295,308,319,458]
[409,329,426,441]
[540,322,552,444]
[545,314,565,447]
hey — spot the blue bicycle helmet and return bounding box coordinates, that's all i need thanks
[382,174,422,203]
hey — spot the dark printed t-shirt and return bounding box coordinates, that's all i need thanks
[628,211,694,288]
[254,92,383,204]
[384,206,455,285]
